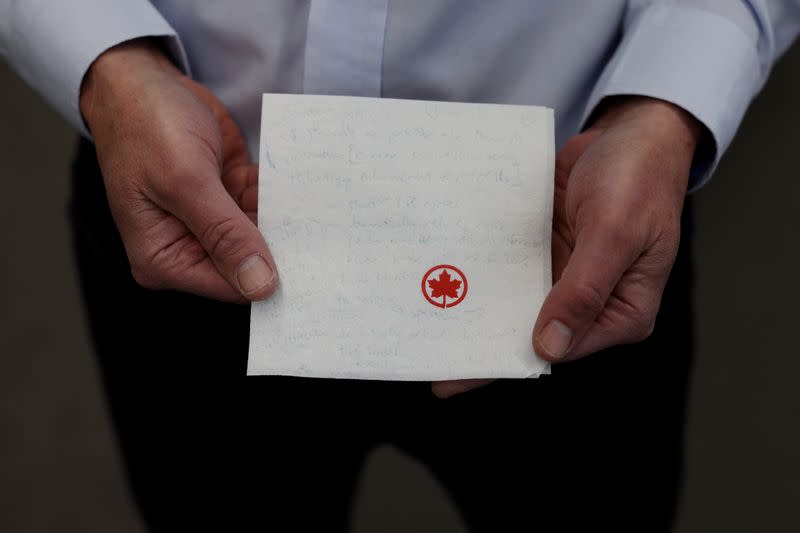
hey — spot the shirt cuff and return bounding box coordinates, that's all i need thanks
[3,0,189,137]
[581,5,762,191]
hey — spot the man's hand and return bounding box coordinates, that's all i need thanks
[433,96,702,398]
[80,38,278,302]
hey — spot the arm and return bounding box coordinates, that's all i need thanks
[1,4,278,301]
[0,0,189,135]
[433,0,800,397]
[583,0,800,190]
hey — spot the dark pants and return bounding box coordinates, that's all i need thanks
[68,138,695,532]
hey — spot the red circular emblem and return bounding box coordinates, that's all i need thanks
[421,264,468,309]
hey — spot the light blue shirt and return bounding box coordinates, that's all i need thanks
[2,1,798,189]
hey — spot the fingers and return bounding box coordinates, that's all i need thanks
[532,223,640,362]
[178,177,277,301]
[125,211,248,302]
[565,292,660,359]
[119,154,271,301]
[432,379,494,398]
[123,172,275,302]
[219,162,259,222]
[156,167,278,301]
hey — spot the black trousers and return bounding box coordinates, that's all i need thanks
[68,138,695,532]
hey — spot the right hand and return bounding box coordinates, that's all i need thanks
[80,38,278,302]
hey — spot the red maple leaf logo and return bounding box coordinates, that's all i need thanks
[427,268,462,307]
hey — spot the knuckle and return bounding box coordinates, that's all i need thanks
[569,283,607,318]
[149,234,209,279]
[596,215,636,247]
[554,156,571,183]
[158,161,205,198]
[130,263,160,290]
[129,241,174,290]
[202,216,247,261]
[169,172,202,197]
[628,311,657,343]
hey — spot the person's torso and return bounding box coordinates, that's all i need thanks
[154,0,628,157]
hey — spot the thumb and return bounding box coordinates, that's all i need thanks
[533,225,637,362]
[168,173,279,301]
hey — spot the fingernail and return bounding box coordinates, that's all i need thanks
[237,255,274,297]
[537,320,573,360]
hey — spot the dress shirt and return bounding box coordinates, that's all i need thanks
[1,0,798,189]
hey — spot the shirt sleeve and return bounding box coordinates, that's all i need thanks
[0,0,190,136]
[582,0,800,191]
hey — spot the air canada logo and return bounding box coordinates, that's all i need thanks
[421,265,468,309]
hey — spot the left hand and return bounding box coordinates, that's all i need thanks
[433,96,703,398]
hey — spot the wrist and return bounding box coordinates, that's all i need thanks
[79,38,179,131]
[589,96,703,153]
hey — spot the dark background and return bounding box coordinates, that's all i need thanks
[1,44,798,532]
